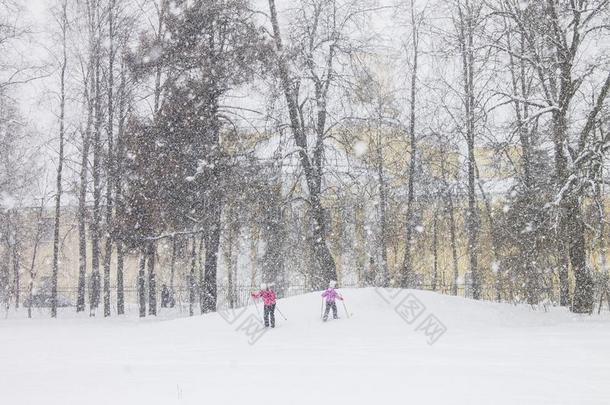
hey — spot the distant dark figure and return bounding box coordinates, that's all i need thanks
[169,289,175,308]
[161,284,170,308]
[365,257,376,286]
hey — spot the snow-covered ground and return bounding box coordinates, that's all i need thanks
[1,288,609,405]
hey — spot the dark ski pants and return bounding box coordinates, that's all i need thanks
[323,301,338,320]
[264,304,275,327]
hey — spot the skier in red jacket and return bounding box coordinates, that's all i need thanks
[251,283,277,328]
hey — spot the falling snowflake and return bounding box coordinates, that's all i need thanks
[354,141,368,157]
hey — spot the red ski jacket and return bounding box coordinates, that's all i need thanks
[252,289,277,306]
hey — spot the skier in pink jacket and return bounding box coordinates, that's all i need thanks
[251,283,277,328]
[321,280,343,321]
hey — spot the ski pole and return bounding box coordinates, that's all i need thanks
[275,305,287,321]
[341,299,350,319]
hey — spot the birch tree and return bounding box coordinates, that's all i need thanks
[50,0,68,318]
[401,0,423,288]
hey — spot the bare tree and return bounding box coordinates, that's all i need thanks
[494,0,610,311]
[138,253,146,317]
[114,55,129,315]
[89,0,103,316]
[102,0,117,318]
[50,0,68,318]
[454,0,483,299]
[401,0,423,288]
[266,0,372,288]
[72,0,99,313]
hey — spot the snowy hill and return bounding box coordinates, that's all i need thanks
[1,288,609,405]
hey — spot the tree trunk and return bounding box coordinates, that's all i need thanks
[76,130,90,312]
[552,107,572,307]
[138,251,146,317]
[116,241,124,315]
[115,56,127,316]
[90,2,103,315]
[76,61,94,313]
[102,237,112,317]
[189,237,197,317]
[225,221,236,309]
[2,246,10,311]
[448,192,460,296]
[401,0,420,289]
[477,180,503,301]
[432,206,439,292]
[147,242,157,316]
[27,202,44,319]
[197,233,205,314]
[153,0,166,116]
[27,267,34,319]
[202,203,221,313]
[457,0,481,299]
[376,139,389,287]
[102,0,116,318]
[506,25,538,304]
[249,227,258,288]
[51,0,68,318]
[594,126,607,274]
[441,148,460,296]
[170,236,176,308]
[12,239,19,309]
[568,197,593,313]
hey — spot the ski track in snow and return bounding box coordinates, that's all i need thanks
[1,288,609,405]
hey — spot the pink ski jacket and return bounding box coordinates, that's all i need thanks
[322,288,343,303]
[252,289,277,306]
